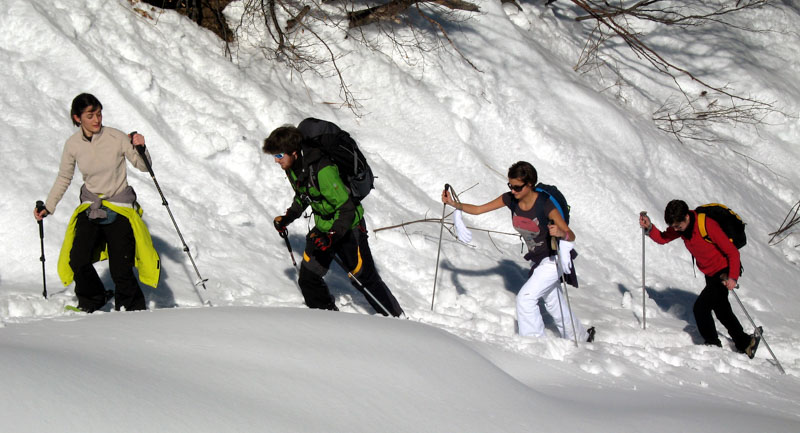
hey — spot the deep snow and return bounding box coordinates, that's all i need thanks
[1,0,800,432]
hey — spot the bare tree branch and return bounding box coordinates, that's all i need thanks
[348,0,478,28]
[769,200,800,246]
[569,0,782,142]
[373,217,519,238]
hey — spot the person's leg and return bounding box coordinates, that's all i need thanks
[104,215,146,311]
[516,259,561,337]
[706,272,750,351]
[70,213,106,312]
[542,284,588,341]
[536,258,587,340]
[337,227,403,317]
[694,275,722,346]
[298,233,336,311]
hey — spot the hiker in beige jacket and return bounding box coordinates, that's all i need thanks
[34,93,155,312]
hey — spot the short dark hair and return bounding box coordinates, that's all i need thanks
[70,93,103,127]
[507,161,538,186]
[262,125,303,155]
[664,199,689,225]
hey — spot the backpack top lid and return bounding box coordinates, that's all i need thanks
[695,203,747,249]
[298,117,342,138]
[297,118,374,201]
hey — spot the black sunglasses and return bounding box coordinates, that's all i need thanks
[507,182,526,192]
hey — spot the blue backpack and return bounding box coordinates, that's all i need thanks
[535,183,570,224]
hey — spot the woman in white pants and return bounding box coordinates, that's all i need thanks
[442,161,594,341]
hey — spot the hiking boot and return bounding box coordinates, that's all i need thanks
[745,327,762,359]
[704,340,722,348]
[586,327,596,343]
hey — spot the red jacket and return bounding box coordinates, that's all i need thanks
[649,210,741,281]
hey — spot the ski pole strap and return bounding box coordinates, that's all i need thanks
[445,184,464,209]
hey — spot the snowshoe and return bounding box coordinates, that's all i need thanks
[745,326,762,359]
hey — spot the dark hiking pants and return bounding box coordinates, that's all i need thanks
[70,212,146,312]
[298,222,404,317]
[694,270,750,351]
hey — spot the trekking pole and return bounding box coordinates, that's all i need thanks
[640,211,647,330]
[133,137,208,290]
[279,230,298,269]
[331,254,391,316]
[723,275,785,374]
[35,201,47,299]
[550,221,579,347]
[430,183,451,311]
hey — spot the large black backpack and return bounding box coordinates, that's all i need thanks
[297,118,374,202]
[695,203,747,249]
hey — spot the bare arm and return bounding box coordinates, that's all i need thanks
[441,189,505,215]
[639,212,679,245]
[547,208,575,242]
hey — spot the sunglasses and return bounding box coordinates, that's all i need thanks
[273,153,285,159]
[507,182,526,192]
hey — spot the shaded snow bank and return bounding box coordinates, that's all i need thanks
[2,307,799,433]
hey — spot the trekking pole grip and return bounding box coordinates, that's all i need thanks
[130,131,153,173]
[35,201,45,236]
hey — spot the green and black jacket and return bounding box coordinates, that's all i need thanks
[283,146,364,234]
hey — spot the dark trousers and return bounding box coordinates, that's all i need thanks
[298,223,404,317]
[694,270,750,351]
[70,212,146,312]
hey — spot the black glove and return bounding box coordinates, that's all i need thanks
[309,229,336,252]
[273,215,288,238]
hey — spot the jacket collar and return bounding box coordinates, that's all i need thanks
[680,210,697,240]
[80,126,105,143]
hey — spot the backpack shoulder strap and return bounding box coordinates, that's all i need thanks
[697,211,709,241]
[695,209,716,244]
[534,190,551,226]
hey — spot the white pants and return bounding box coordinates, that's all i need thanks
[517,257,587,340]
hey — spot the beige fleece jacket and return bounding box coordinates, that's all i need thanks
[45,126,151,214]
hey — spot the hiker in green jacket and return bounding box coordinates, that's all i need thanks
[263,124,404,317]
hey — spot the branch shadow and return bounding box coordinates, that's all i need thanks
[439,258,561,335]
[441,258,527,295]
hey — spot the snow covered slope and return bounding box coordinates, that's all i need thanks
[1,0,799,431]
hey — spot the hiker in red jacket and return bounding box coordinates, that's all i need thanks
[640,199,759,357]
